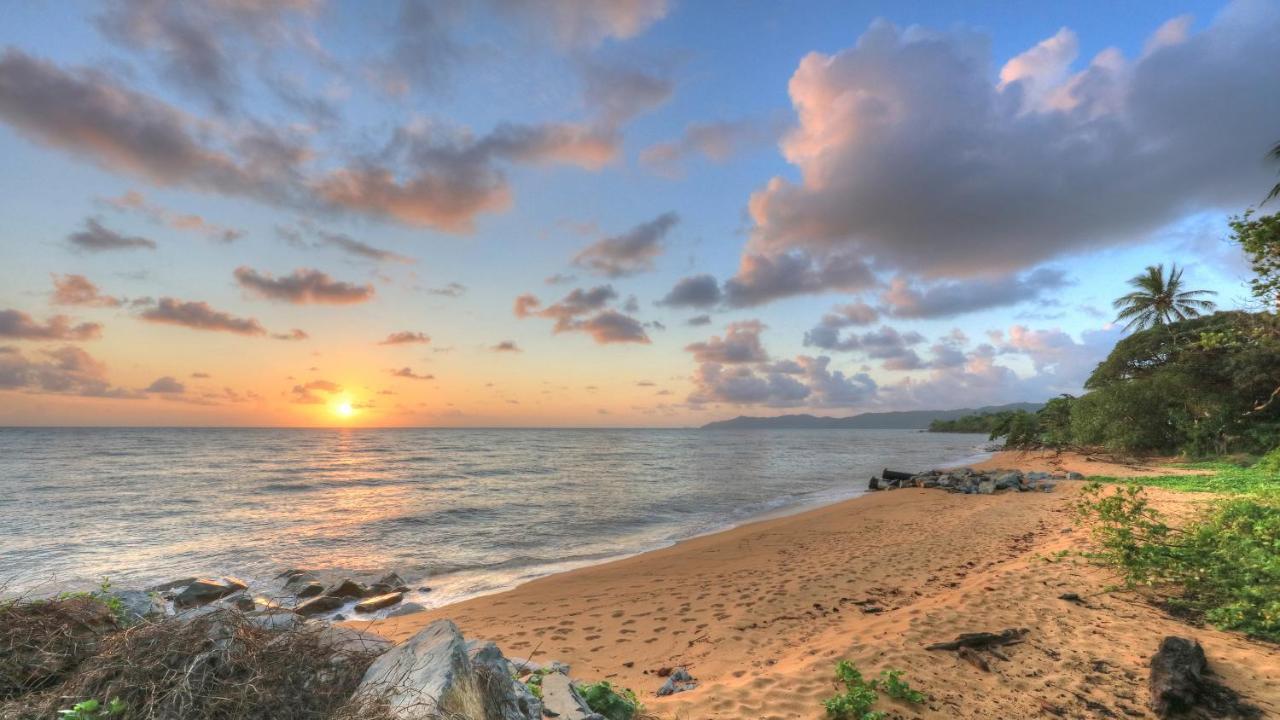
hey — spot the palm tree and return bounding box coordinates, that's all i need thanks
[1268,141,1280,204]
[1113,263,1217,332]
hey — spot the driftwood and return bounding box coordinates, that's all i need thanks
[925,628,1028,651]
[881,468,914,481]
[1149,637,1260,719]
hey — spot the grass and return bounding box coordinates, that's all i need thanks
[1085,457,1279,497]
[822,662,924,720]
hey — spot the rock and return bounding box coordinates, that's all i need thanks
[145,576,197,593]
[356,620,540,719]
[540,671,594,720]
[868,476,881,491]
[295,582,324,599]
[977,479,996,495]
[1026,471,1050,481]
[173,577,248,608]
[225,593,256,612]
[370,572,409,593]
[355,592,405,613]
[99,589,163,624]
[325,579,367,599]
[1147,636,1258,719]
[386,602,427,618]
[994,471,1022,490]
[318,626,393,656]
[656,667,698,696]
[282,570,320,593]
[1067,471,1085,480]
[1040,483,1056,493]
[294,595,344,616]
[246,610,303,631]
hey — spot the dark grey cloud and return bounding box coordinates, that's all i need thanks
[514,284,649,344]
[688,354,877,408]
[684,320,769,364]
[234,267,374,304]
[379,331,430,345]
[577,310,650,344]
[572,211,678,277]
[746,5,1280,286]
[272,328,309,341]
[375,0,463,95]
[0,310,102,341]
[145,376,185,394]
[579,56,673,128]
[686,314,712,327]
[723,252,875,307]
[801,302,881,351]
[139,297,266,335]
[429,282,467,297]
[882,268,1072,319]
[51,274,122,308]
[313,229,414,264]
[67,218,156,252]
[290,378,341,404]
[657,274,722,309]
[491,340,521,352]
[0,345,142,399]
[103,190,245,242]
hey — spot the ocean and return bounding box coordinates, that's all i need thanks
[0,427,990,608]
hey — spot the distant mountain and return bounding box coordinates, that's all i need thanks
[700,402,1043,430]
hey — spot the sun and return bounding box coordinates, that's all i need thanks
[334,402,354,418]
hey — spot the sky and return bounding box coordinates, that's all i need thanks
[0,0,1277,428]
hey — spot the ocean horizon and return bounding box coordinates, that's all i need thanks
[0,427,990,609]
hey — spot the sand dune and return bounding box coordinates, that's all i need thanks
[359,453,1279,719]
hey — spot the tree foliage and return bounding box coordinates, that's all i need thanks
[1112,263,1217,332]
[1228,210,1280,308]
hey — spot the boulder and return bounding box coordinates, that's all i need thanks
[354,592,405,614]
[356,620,541,719]
[867,476,881,491]
[656,667,698,696]
[295,582,324,599]
[540,671,594,720]
[325,579,368,599]
[173,577,248,608]
[145,576,197,594]
[246,610,303,631]
[99,589,163,624]
[976,479,996,495]
[1067,471,1085,480]
[386,602,427,618]
[317,626,393,656]
[294,595,344,616]
[281,570,320,593]
[994,471,1022,490]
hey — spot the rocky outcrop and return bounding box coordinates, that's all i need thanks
[356,619,542,720]
[354,592,404,614]
[294,595,344,616]
[870,467,1070,494]
[172,577,248,608]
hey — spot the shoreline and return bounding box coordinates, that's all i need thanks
[354,451,1279,719]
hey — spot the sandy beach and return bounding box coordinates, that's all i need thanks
[356,452,1279,719]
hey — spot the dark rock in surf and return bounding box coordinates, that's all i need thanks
[173,577,248,608]
[294,595,344,616]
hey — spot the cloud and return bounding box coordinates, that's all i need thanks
[724,251,875,307]
[0,309,102,341]
[572,211,678,277]
[67,218,156,252]
[0,49,308,204]
[741,4,1280,294]
[0,345,141,398]
[688,354,877,408]
[272,328,309,341]
[375,0,463,95]
[641,116,784,176]
[144,376,185,394]
[491,340,521,352]
[103,190,244,242]
[51,274,122,308]
[654,274,718,310]
[579,56,674,128]
[379,331,430,345]
[515,284,650,344]
[428,282,467,297]
[882,268,1072,319]
[234,266,374,304]
[139,297,266,335]
[804,324,926,372]
[313,229,414,264]
[685,320,769,364]
[686,314,712,326]
[390,367,434,380]
[290,378,341,404]
[493,0,670,48]
[801,304,884,350]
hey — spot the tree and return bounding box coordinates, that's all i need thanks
[1228,210,1280,309]
[1113,263,1217,332]
[1267,141,1280,204]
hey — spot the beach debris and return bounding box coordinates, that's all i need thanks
[172,576,248,608]
[354,591,404,613]
[869,467,1074,494]
[925,628,1028,651]
[957,646,990,672]
[1059,592,1087,605]
[1148,637,1260,719]
[356,619,542,719]
[656,667,698,696]
[541,671,596,719]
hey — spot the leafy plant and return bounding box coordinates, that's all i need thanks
[58,698,125,719]
[1112,263,1217,332]
[1076,482,1280,641]
[822,661,924,720]
[575,680,640,720]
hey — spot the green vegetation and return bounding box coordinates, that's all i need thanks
[1076,481,1279,641]
[575,680,641,720]
[928,412,1005,433]
[1112,263,1217,332]
[822,662,924,720]
[58,698,125,719]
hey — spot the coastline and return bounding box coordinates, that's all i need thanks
[353,451,1279,719]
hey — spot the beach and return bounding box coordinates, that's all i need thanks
[359,452,1280,719]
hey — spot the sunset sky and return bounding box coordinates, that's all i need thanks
[1,0,1277,427]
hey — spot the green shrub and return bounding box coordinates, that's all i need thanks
[58,698,125,719]
[822,662,924,720]
[1077,483,1280,641]
[575,680,640,720]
